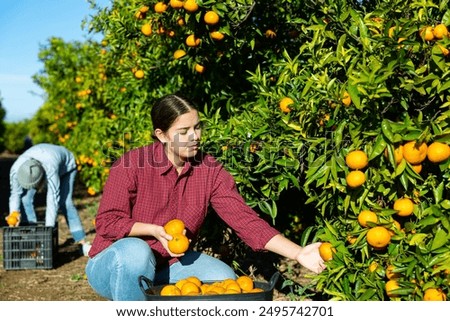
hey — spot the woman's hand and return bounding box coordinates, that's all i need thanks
[295,242,325,274]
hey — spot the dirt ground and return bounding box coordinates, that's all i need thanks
[0,154,314,301]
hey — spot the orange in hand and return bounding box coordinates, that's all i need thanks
[6,215,18,227]
[168,233,189,254]
[164,219,185,235]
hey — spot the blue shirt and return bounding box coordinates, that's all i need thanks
[9,143,76,221]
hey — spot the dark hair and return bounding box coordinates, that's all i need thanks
[151,94,198,140]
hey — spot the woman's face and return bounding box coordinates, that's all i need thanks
[156,109,202,163]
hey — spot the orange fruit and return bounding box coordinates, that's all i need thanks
[389,220,401,236]
[224,288,240,294]
[169,0,184,9]
[236,275,254,292]
[433,24,448,39]
[342,91,351,106]
[180,281,200,295]
[279,97,294,113]
[346,170,366,188]
[386,265,401,279]
[411,163,422,174]
[424,288,447,301]
[186,34,201,47]
[249,288,264,293]
[367,226,391,249]
[204,11,219,25]
[368,262,378,273]
[185,276,202,287]
[139,6,150,13]
[206,285,226,294]
[173,49,187,59]
[385,279,400,297]
[160,284,181,296]
[319,242,336,261]
[168,233,189,254]
[175,279,188,290]
[420,26,434,41]
[357,210,378,227]
[210,31,225,41]
[164,218,185,235]
[388,26,400,38]
[347,235,357,244]
[135,6,149,19]
[10,211,20,218]
[346,150,369,170]
[265,29,277,38]
[384,145,403,164]
[437,44,450,56]
[154,2,168,13]
[224,281,241,293]
[141,23,152,36]
[134,69,144,79]
[183,0,198,13]
[199,284,210,294]
[194,63,205,74]
[6,215,18,227]
[403,141,427,164]
[393,198,414,217]
[427,142,450,163]
[177,17,185,26]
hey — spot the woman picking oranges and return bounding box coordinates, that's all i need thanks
[86,94,325,301]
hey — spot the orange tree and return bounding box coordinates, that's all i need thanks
[29,0,449,300]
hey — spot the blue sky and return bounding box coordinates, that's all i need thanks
[0,0,110,122]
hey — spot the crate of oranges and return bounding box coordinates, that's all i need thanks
[139,272,280,301]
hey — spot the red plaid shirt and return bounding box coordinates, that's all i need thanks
[89,142,280,264]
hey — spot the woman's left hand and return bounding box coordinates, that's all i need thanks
[295,242,326,274]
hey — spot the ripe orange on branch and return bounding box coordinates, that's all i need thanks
[385,279,400,297]
[210,31,225,41]
[367,226,391,249]
[204,11,219,25]
[346,170,366,188]
[393,198,414,217]
[403,141,427,164]
[279,97,293,113]
[423,288,447,301]
[358,210,378,227]
[169,0,184,9]
[183,0,199,13]
[173,49,187,59]
[427,142,450,163]
[141,23,152,36]
[319,242,336,261]
[346,150,368,169]
[186,34,201,47]
[154,2,168,13]
[433,24,448,39]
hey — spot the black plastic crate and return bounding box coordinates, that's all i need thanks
[2,222,58,270]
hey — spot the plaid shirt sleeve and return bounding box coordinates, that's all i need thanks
[209,160,280,251]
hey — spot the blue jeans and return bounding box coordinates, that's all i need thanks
[21,169,86,242]
[85,238,237,301]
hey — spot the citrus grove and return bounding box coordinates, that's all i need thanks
[9,0,449,300]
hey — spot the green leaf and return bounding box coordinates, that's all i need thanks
[430,229,449,251]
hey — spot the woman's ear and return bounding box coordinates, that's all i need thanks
[154,129,167,143]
